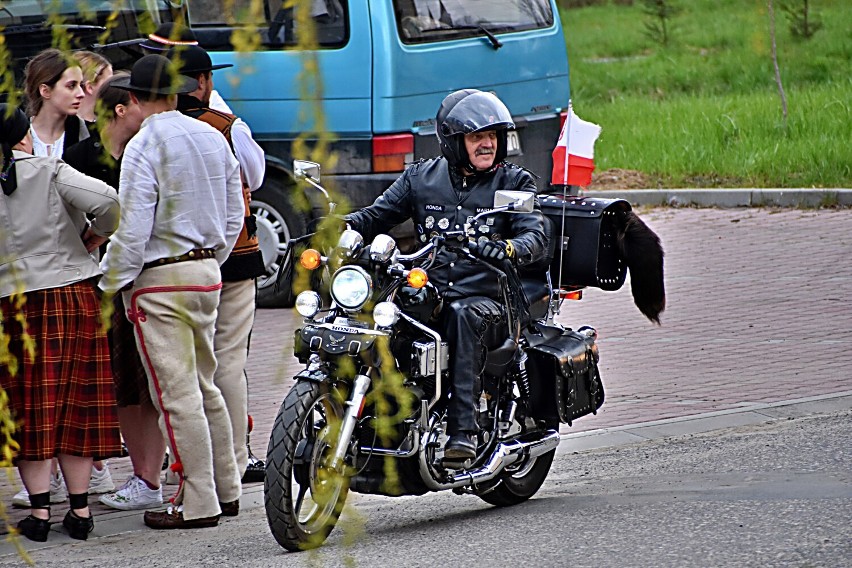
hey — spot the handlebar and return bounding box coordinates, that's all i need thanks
[396,231,471,265]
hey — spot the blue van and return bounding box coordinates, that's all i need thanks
[0,1,571,306]
[189,1,571,305]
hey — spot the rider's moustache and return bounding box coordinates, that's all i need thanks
[475,148,495,156]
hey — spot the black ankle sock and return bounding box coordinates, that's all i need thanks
[68,492,89,511]
[29,491,50,511]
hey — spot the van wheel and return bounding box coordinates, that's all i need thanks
[251,178,308,308]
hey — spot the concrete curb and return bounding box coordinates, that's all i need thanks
[557,390,852,455]
[3,391,849,557]
[582,188,852,208]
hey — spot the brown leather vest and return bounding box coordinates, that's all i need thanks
[182,104,266,281]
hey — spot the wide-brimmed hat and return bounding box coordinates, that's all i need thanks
[0,104,30,195]
[0,104,29,149]
[167,45,233,76]
[140,22,198,53]
[112,54,198,95]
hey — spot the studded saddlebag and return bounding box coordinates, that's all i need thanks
[526,326,605,426]
[539,195,631,291]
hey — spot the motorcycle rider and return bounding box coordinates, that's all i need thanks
[346,90,547,460]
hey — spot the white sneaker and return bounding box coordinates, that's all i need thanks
[99,475,163,511]
[88,462,116,494]
[12,471,68,508]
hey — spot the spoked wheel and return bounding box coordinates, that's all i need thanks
[265,381,350,551]
[476,448,555,507]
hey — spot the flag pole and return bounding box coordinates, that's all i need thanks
[556,99,573,306]
[562,100,573,188]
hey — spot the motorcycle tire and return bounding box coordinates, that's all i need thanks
[264,380,350,551]
[477,448,556,507]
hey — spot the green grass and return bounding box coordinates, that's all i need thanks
[561,0,852,187]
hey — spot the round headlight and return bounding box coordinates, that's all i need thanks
[373,302,400,328]
[330,266,372,310]
[295,291,322,317]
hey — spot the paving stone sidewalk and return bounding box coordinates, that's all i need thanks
[2,207,850,536]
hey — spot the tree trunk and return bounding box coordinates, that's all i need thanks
[767,0,788,124]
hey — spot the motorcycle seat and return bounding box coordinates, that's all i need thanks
[484,336,518,376]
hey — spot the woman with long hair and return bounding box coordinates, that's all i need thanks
[24,48,89,158]
[12,49,116,511]
[0,104,122,541]
[72,50,114,124]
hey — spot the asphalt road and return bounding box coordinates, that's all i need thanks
[2,207,850,564]
[6,408,848,567]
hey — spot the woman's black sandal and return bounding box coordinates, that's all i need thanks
[18,491,51,542]
[63,493,94,540]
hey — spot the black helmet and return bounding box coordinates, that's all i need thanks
[436,90,515,171]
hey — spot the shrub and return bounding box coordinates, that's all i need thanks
[640,0,681,47]
[781,0,824,40]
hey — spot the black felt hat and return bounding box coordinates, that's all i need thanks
[112,54,198,95]
[0,104,29,195]
[167,45,233,76]
[140,22,199,53]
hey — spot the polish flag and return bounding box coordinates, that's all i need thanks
[551,107,602,187]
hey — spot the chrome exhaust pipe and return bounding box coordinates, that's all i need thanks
[419,430,560,491]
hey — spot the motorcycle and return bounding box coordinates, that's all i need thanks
[264,160,665,551]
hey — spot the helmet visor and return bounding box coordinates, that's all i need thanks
[441,92,515,137]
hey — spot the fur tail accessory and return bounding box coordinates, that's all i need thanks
[617,210,666,324]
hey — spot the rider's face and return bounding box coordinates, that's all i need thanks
[464,130,497,171]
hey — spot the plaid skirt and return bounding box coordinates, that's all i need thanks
[0,281,122,461]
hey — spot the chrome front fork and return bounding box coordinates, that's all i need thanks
[330,373,371,471]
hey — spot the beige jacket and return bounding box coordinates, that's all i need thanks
[0,150,119,297]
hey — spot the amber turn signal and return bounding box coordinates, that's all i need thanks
[300,249,322,270]
[406,268,428,289]
[558,289,583,301]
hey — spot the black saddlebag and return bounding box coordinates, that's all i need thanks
[539,195,631,291]
[526,326,604,426]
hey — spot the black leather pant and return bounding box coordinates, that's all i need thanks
[439,296,506,435]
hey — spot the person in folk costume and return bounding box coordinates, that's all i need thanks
[0,104,122,541]
[99,55,244,529]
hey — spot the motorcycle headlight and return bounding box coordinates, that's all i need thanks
[295,291,322,318]
[330,266,372,311]
[373,302,400,328]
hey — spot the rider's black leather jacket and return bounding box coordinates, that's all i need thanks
[347,157,547,301]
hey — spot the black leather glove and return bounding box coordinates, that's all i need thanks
[473,239,514,262]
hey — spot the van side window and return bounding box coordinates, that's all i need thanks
[187,0,348,49]
[394,0,553,43]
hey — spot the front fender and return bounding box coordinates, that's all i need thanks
[293,368,330,384]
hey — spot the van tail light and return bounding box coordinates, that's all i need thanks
[373,134,414,173]
[559,110,568,130]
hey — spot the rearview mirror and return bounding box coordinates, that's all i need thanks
[294,160,321,181]
[336,229,364,258]
[369,234,397,263]
[493,190,535,213]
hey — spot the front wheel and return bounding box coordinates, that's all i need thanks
[265,380,350,551]
[477,448,555,507]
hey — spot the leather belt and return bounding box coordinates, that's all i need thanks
[142,248,216,271]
